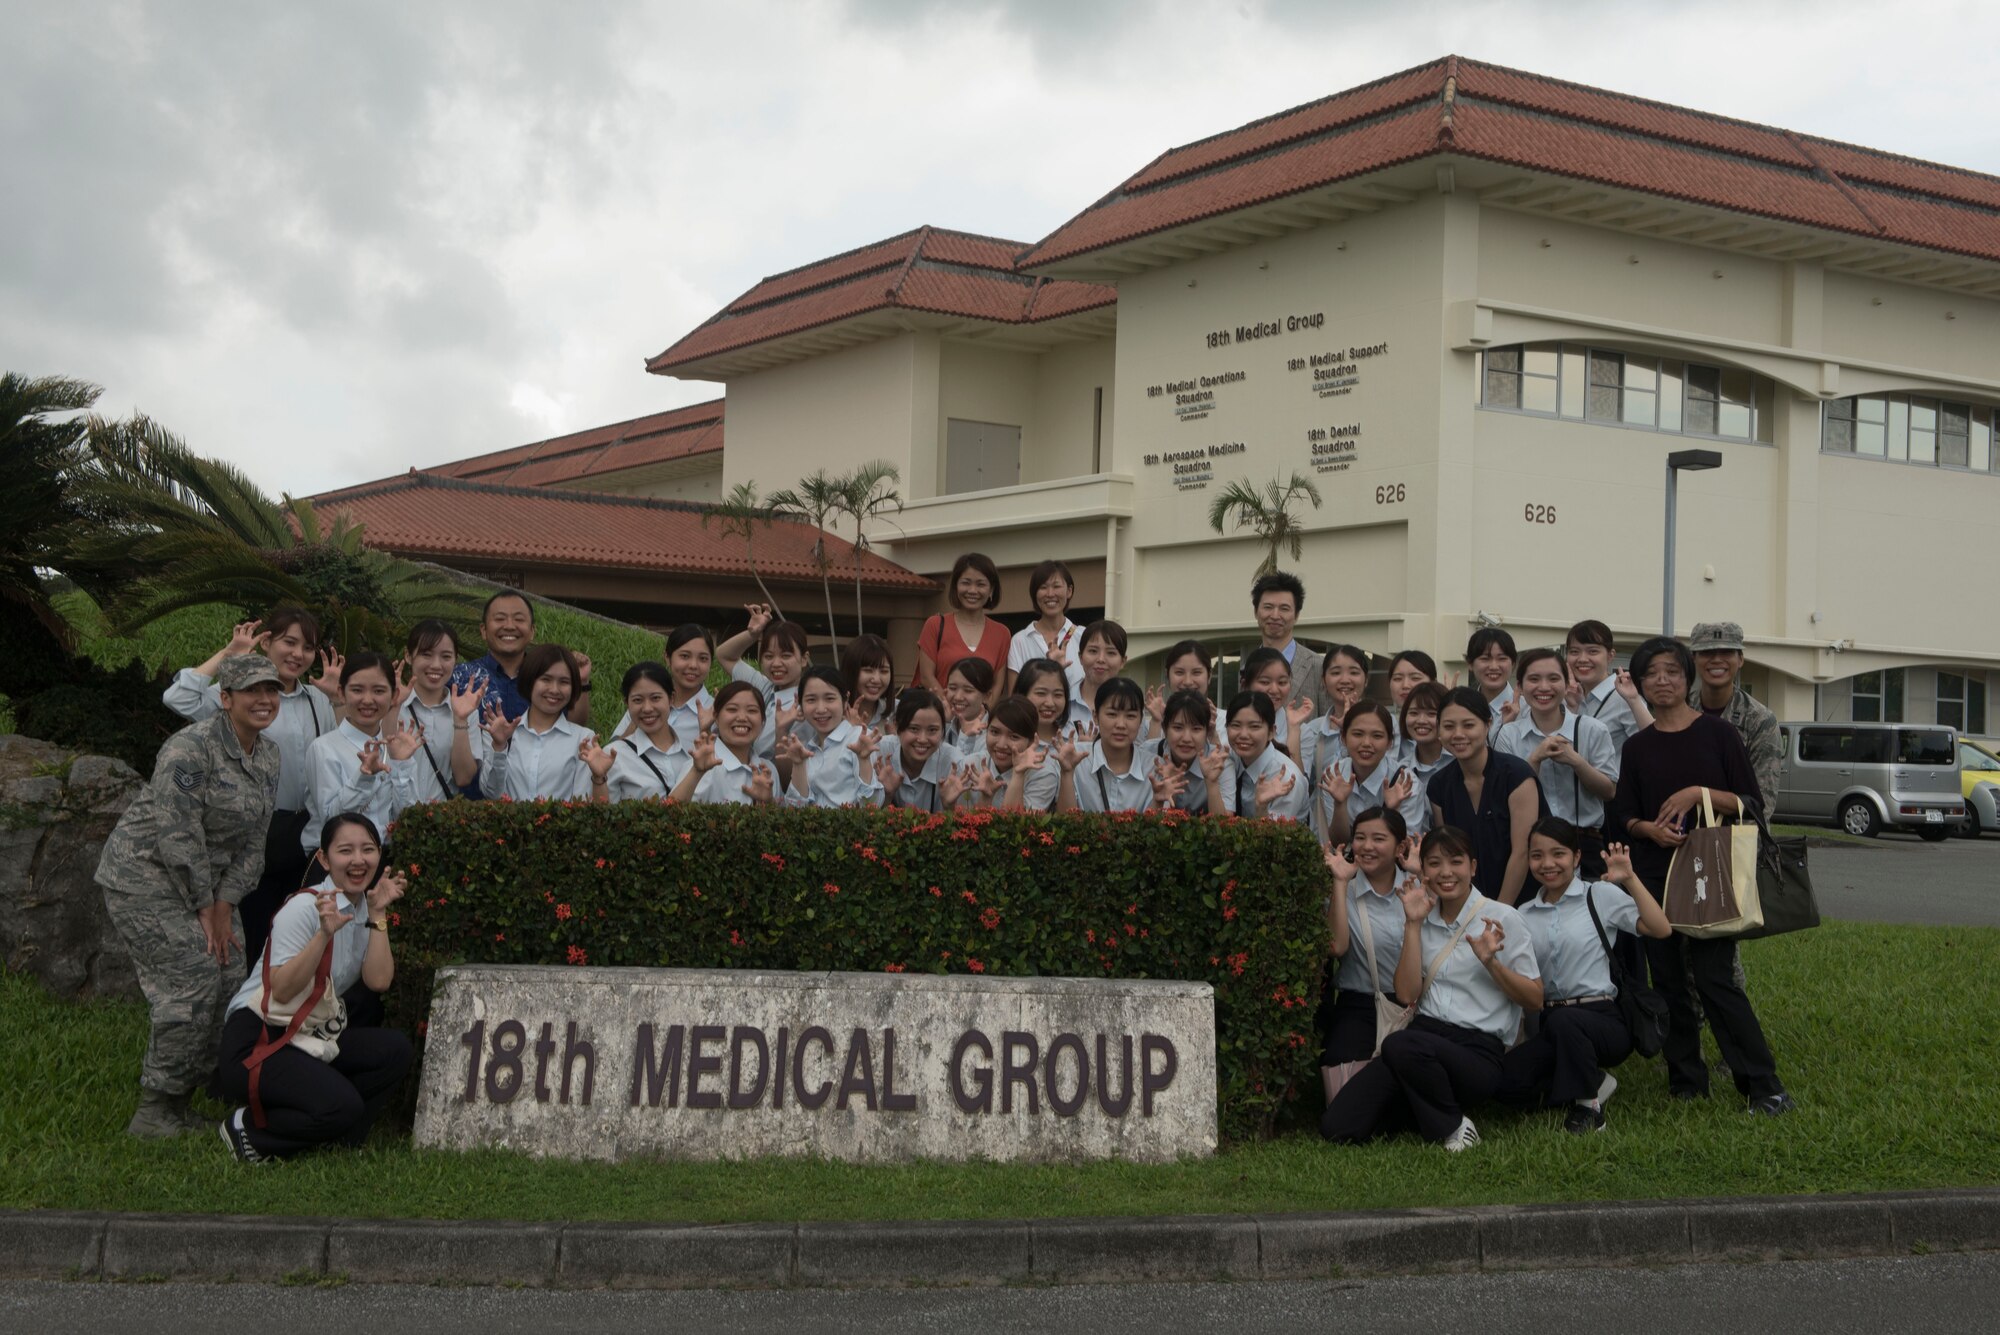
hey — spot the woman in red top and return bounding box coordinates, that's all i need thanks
[915,552,1009,707]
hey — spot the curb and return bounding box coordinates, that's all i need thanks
[3,1190,1997,1290]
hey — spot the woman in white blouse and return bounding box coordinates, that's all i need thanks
[601,663,692,802]
[669,681,778,806]
[481,645,607,802]
[302,652,421,856]
[1321,824,1543,1151]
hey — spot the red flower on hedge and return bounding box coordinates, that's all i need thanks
[1223,906,1238,921]
[823,881,841,897]
[883,963,906,973]
[761,853,786,869]
[979,907,1000,931]
[594,858,607,869]
[961,890,977,905]
[555,903,573,921]
[966,958,986,973]
[566,945,588,965]
[729,929,744,947]
[494,933,506,943]
[929,885,943,897]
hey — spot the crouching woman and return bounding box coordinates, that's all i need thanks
[1320,825,1542,1151]
[213,813,413,1162]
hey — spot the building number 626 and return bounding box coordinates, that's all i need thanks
[1524,502,1557,525]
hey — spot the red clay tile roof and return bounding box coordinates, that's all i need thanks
[1018,55,2000,270]
[648,226,1116,373]
[309,473,935,592]
[422,401,723,488]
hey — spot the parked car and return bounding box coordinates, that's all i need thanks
[1774,722,1965,841]
[1956,737,2000,839]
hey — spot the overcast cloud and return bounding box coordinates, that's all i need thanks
[5,0,1998,497]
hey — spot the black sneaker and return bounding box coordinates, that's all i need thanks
[1747,1092,1797,1117]
[218,1108,268,1164]
[1563,1102,1607,1134]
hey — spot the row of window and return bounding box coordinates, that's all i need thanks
[1850,667,1988,734]
[1481,343,1775,443]
[1821,394,2000,472]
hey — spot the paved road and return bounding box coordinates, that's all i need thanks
[3,1252,1994,1334]
[1805,836,2000,927]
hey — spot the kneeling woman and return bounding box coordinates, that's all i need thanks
[214,813,412,1162]
[1319,806,1418,1101]
[1321,826,1542,1151]
[1499,819,1671,1132]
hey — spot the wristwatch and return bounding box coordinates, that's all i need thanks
[366,919,389,933]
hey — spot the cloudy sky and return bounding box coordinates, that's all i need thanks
[7,0,1998,497]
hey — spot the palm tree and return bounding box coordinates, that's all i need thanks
[0,372,105,644]
[765,468,844,649]
[72,412,480,649]
[834,460,903,639]
[699,481,785,618]
[1206,472,1324,578]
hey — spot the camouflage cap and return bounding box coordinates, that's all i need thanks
[216,653,283,691]
[1688,621,1746,653]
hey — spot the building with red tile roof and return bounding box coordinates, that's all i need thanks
[421,400,725,500]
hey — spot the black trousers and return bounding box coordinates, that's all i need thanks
[1498,1000,1631,1108]
[1644,933,1782,1098]
[1320,1015,1503,1144]
[243,811,314,967]
[213,1009,412,1159]
[1319,988,1379,1066]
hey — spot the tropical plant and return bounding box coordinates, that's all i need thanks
[0,372,106,645]
[833,459,903,639]
[1205,471,1324,578]
[71,413,481,650]
[699,480,784,618]
[764,468,844,648]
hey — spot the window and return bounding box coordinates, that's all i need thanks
[1479,344,1767,442]
[1483,344,1559,413]
[1850,668,1904,723]
[1798,727,1892,764]
[1961,742,2000,773]
[1937,671,1987,734]
[1898,729,1954,765]
[943,419,1022,496]
[1821,395,1997,473]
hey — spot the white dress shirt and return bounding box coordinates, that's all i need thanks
[1221,744,1311,821]
[1075,740,1157,813]
[1412,890,1541,1041]
[606,732,691,801]
[689,745,776,805]
[783,720,884,809]
[1516,877,1641,1002]
[1495,708,1620,830]
[302,719,416,853]
[1335,868,1414,996]
[484,714,595,801]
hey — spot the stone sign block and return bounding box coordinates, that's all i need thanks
[414,965,1216,1164]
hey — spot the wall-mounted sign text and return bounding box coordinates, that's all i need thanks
[1201,312,1325,348]
[1305,424,1362,474]
[1141,441,1245,492]
[1288,342,1389,400]
[1146,370,1248,425]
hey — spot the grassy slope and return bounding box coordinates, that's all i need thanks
[4,920,1996,1223]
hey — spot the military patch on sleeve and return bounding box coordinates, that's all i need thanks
[172,765,206,793]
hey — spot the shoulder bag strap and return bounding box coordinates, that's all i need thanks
[407,701,455,798]
[1095,766,1110,811]
[1352,883,1393,998]
[1584,884,1631,987]
[1414,908,1479,1007]
[616,736,669,793]
[242,891,337,1129]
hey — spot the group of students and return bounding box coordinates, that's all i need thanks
[96,555,1792,1161]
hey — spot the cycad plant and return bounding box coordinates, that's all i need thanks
[1206,471,1324,577]
[74,413,480,649]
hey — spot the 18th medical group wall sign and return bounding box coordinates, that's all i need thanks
[413,965,1218,1164]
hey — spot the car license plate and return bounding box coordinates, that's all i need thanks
[1925,810,1944,823]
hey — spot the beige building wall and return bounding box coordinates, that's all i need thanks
[685,191,2000,714]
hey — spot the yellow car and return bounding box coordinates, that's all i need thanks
[1959,738,2000,838]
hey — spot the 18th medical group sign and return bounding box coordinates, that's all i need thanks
[413,965,1218,1164]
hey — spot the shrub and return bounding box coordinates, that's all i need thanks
[389,801,1328,1141]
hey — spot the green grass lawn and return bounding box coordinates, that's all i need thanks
[5,920,1997,1223]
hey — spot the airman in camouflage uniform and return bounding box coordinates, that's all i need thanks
[1689,621,1782,816]
[97,655,283,1137]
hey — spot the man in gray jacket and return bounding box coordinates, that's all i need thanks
[1251,571,1325,715]
[98,655,283,1137]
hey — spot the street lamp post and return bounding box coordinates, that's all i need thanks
[1663,448,1723,636]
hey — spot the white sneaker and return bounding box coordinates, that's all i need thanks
[219,1107,267,1165]
[1442,1116,1481,1152]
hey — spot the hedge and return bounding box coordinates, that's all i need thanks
[389,800,1330,1141]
